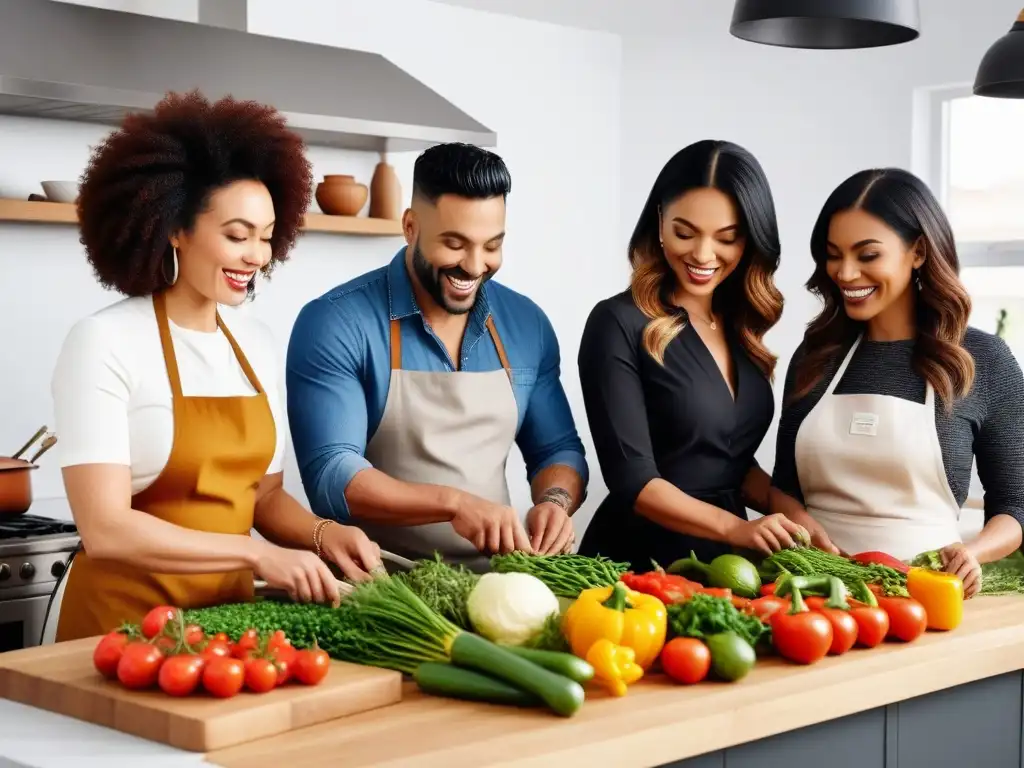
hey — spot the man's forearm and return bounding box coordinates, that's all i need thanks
[530,463,585,514]
[345,468,462,525]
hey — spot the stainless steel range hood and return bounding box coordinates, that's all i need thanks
[0,0,496,153]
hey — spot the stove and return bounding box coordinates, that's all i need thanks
[0,513,81,652]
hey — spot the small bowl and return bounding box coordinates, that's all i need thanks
[40,181,78,203]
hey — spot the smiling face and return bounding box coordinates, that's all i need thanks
[660,187,746,301]
[825,208,924,324]
[170,179,275,307]
[403,193,506,315]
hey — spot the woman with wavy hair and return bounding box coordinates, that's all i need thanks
[577,140,799,569]
[771,168,1024,597]
[50,91,382,641]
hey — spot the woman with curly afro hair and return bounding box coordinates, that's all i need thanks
[50,91,382,642]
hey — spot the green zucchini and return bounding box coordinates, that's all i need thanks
[449,632,585,717]
[503,646,594,684]
[413,662,541,707]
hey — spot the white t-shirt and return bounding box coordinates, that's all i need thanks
[51,296,286,495]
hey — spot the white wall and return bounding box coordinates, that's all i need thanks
[0,0,622,530]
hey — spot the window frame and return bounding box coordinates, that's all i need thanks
[916,83,1024,269]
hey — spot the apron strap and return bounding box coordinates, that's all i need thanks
[217,314,266,394]
[485,315,513,383]
[389,316,512,383]
[390,318,403,371]
[826,334,863,396]
[152,291,184,400]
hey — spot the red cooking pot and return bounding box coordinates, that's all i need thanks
[0,456,36,515]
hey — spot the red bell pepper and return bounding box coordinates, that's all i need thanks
[850,551,910,574]
[620,570,700,605]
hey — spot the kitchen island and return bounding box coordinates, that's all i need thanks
[2,596,1023,768]
[204,595,1024,768]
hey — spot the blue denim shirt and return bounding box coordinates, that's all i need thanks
[286,248,589,521]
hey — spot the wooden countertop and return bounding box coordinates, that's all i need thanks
[205,596,1024,768]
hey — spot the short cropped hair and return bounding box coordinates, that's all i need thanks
[77,89,313,296]
[412,142,511,204]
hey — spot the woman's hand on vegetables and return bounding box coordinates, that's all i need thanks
[321,523,382,582]
[940,542,982,598]
[253,542,342,607]
[525,502,575,555]
[727,513,808,555]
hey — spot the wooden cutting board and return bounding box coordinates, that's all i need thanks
[0,637,402,752]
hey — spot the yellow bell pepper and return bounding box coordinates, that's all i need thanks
[907,566,964,631]
[586,638,644,697]
[562,581,667,670]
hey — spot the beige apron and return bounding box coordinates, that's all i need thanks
[357,315,519,572]
[795,335,961,562]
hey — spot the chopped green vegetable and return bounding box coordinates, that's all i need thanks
[666,593,770,649]
[490,552,629,598]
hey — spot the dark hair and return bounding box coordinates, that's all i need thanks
[77,89,313,297]
[628,139,784,376]
[791,168,973,407]
[412,142,511,203]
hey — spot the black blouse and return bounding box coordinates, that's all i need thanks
[772,328,1024,530]
[576,290,775,568]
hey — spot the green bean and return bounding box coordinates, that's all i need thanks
[490,552,629,598]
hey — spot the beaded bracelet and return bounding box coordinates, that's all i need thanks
[312,517,335,559]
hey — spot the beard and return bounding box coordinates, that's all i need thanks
[411,242,492,315]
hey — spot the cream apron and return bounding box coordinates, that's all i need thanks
[794,335,961,562]
[356,315,520,572]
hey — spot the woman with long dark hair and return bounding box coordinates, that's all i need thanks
[771,168,1024,597]
[577,140,802,569]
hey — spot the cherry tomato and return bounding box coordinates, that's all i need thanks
[141,605,179,639]
[271,643,297,685]
[233,628,260,659]
[200,638,232,662]
[804,596,826,611]
[211,633,230,644]
[203,657,245,698]
[877,596,928,643]
[293,646,330,685]
[158,654,205,696]
[814,608,859,655]
[93,631,130,679]
[117,642,165,689]
[660,637,711,685]
[760,583,778,596]
[849,603,890,648]
[244,658,279,693]
[154,635,178,652]
[183,624,205,646]
[749,596,789,622]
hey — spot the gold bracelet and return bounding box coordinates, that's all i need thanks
[312,518,335,559]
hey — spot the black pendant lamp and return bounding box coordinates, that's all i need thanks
[730,0,920,50]
[974,10,1024,98]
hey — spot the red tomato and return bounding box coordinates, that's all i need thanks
[804,596,826,611]
[293,647,330,685]
[200,638,232,662]
[203,657,245,698]
[849,603,889,648]
[183,624,205,646]
[158,654,205,696]
[154,635,178,653]
[211,633,230,644]
[699,587,733,600]
[771,606,833,664]
[141,606,179,639]
[660,638,711,685]
[117,642,165,689]
[93,631,130,679]
[760,583,778,596]
[815,608,859,655]
[877,596,928,642]
[244,658,279,693]
[749,596,789,622]
[233,628,261,659]
[270,642,297,685]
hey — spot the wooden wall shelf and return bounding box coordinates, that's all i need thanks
[0,199,402,237]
